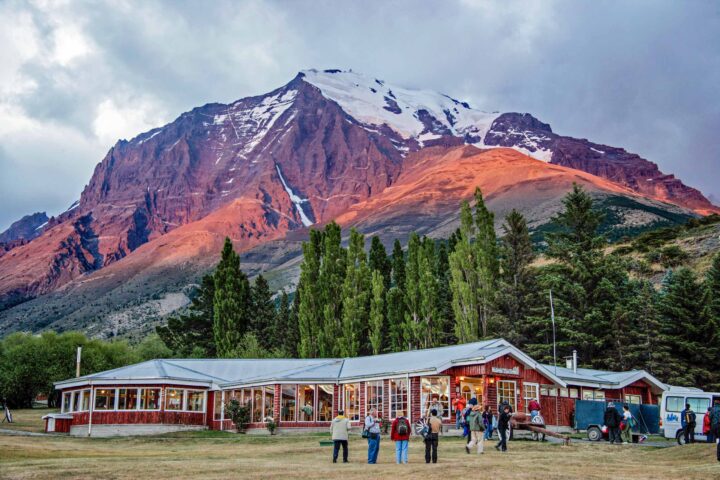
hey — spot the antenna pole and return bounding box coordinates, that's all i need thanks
[550,290,560,431]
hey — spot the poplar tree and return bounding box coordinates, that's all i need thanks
[339,229,371,357]
[391,239,406,290]
[369,236,391,291]
[297,230,323,358]
[213,238,251,357]
[318,222,346,357]
[418,245,439,347]
[369,270,385,354]
[274,290,293,356]
[434,242,454,343]
[473,188,499,338]
[449,201,480,343]
[250,274,275,349]
[386,286,406,351]
[403,232,423,348]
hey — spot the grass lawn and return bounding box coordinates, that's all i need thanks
[1,425,719,479]
[0,408,57,434]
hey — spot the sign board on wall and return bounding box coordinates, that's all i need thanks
[491,366,520,376]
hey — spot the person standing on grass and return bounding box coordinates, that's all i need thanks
[604,402,622,444]
[454,396,467,430]
[703,407,712,443]
[482,405,493,441]
[465,402,485,455]
[426,394,444,419]
[425,408,442,464]
[364,407,382,464]
[621,405,634,444]
[681,403,696,444]
[495,404,511,452]
[390,409,411,464]
[710,399,720,461]
[330,409,350,463]
[461,401,473,440]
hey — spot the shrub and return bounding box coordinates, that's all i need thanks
[264,416,277,435]
[660,245,688,268]
[225,399,251,433]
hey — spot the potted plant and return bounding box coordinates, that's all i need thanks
[264,416,277,435]
[225,399,251,433]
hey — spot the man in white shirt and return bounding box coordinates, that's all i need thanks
[365,407,382,464]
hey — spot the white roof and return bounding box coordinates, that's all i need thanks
[541,364,667,393]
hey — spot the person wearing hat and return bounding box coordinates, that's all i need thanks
[330,409,350,463]
[464,398,485,455]
[603,402,622,445]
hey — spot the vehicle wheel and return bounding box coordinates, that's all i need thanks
[676,430,686,445]
[587,426,602,441]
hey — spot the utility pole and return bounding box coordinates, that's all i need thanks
[76,346,82,378]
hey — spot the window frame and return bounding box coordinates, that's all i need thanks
[343,383,360,421]
[365,380,385,419]
[138,388,162,411]
[281,384,297,422]
[523,382,539,413]
[687,397,710,413]
[117,388,139,411]
[420,376,451,419]
[497,380,517,412]
[389,378,408,420]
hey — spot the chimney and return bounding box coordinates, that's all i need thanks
[76,346,82,378]
[572,349,577,373]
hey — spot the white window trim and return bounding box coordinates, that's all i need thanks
[420,376,451,419]
[523,382,539,412]
[137,387,162,411]
[389,378,409,420]
[365,380,385,419]
[497,380,518,412]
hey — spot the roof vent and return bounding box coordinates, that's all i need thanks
[564,350,578,373]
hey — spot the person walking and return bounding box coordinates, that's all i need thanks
[482,405,493,441]
[621,405,634,444]
[425,408,442,464]
[454,396,467,430]
[465,402,485,455]
[330,409,350,463]
[495,404,511,452]
[681,403,696,444]
[461,399,475,441]
[390,410,410,464]
[528,398,541,421]
[364,407,382,464]
[709,399,720,462]
[604,402,622,444]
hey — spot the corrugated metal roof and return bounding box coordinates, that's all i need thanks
[541,364,656,388]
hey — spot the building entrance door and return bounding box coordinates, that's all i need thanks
[460,378,484,405]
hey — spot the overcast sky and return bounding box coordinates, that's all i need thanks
[1,0,719,231]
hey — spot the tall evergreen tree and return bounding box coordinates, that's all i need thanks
[434,241,454,344]
[386,286,406,351]
[339,229,371,357]
[369,236,392,291]
[369,270,385,354]
[273,290,293,355]
[297,229,324,358]
[449,201,480,343]
[391,239,406,290]
[403,232,423,348]
[213,238,251,357]
[473,188,499,338]
[318,222,346,357]
[250,274,275,349]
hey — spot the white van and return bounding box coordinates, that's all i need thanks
[660,387,720,444]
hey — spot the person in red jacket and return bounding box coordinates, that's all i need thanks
[391,410,411,464]
[528,398,541,420]
[704,407,713,442]
[454,396,467,429]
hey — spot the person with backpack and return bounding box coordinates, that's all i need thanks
[465,402,485,454]
[528,398,541,420]
[364,407,382,464]
[330,409,350,463]
[495,404,512,452]
[461,399,475,440]
[454,396,467,430]
[681,403,696,444]
[621,404,636,444]
[603,402,622,444]
[390,409,411,464]
[710,399,720,461]
[482,405,494,441]
[425,408,442,464]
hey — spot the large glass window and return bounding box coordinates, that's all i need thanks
[264,386,275,419]
[625,394,642,405]
[687,397,710,413]
[366,381,385,418]
[666,396,684,412]
[78,390,91,411]
[140,388,161,410]
[281,385,297,422]
[497,381,517,412]
[186,390,204,412]
[317,385,334,421]
[94,388,116,410]
[253,388,263,422]
[118,388,138,410]
[420,376,450,418]
[62,392,72,413]
[214,392,223,420]
[165,388,183,411]
[390,379,408,419]
[343,384,360,421]
[523,383,539,413]
[299,385,315,421]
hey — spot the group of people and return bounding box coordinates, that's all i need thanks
[603,403,637,444]
[330,396,516,464]
[682,400,720,461]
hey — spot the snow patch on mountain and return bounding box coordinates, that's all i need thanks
[229,89,297,156]
[275,164,313,227]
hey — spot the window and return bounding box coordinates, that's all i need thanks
[582,389,604,401]
[366,381,385,418]
[541,385,557,396]
[497,381,517,412]
[165,388,183,411]
[343,384,360,421]
[317,385,333,422]
[253,388,263,422]
[594,391,605,401]
[560,388,569,398]
[299,385,315,421]
[264,386,275,419]
[72,391,82,412]
[625,394,642,405]
[390,379,408,419]
[569,388,579,399]
[186,390,205,412]
[281,385,296,422]
[420,376,450,418]
[62,392,72,413]
[687,397,710,413]
[118,388,138,410]
[666,396,684,412]
[94,388,116,410]
[523,383,539,413]
[214,392,224,420]
[139,388,160,410]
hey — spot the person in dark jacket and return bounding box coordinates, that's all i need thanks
[482,405,493,440]
[710,400,720,461]
[495,405,512,452]
[604,402,622,444]
[390,410,411,464]
[681,403,696,444]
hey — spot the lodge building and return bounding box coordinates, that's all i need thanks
[47,339,667,436]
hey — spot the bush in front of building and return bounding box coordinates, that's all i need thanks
[225,399,251,433]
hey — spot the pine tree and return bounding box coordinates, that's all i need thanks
[369,270,385,354]
[702,253,720,389]
[250,274,275,349]
[318,222,346,357]
[391,239,406,290]
[369,236,391,291]
[297,229,324,358]
[339,229,371,357]
[213,238,251,358]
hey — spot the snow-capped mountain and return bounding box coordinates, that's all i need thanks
[0,69,715,333]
